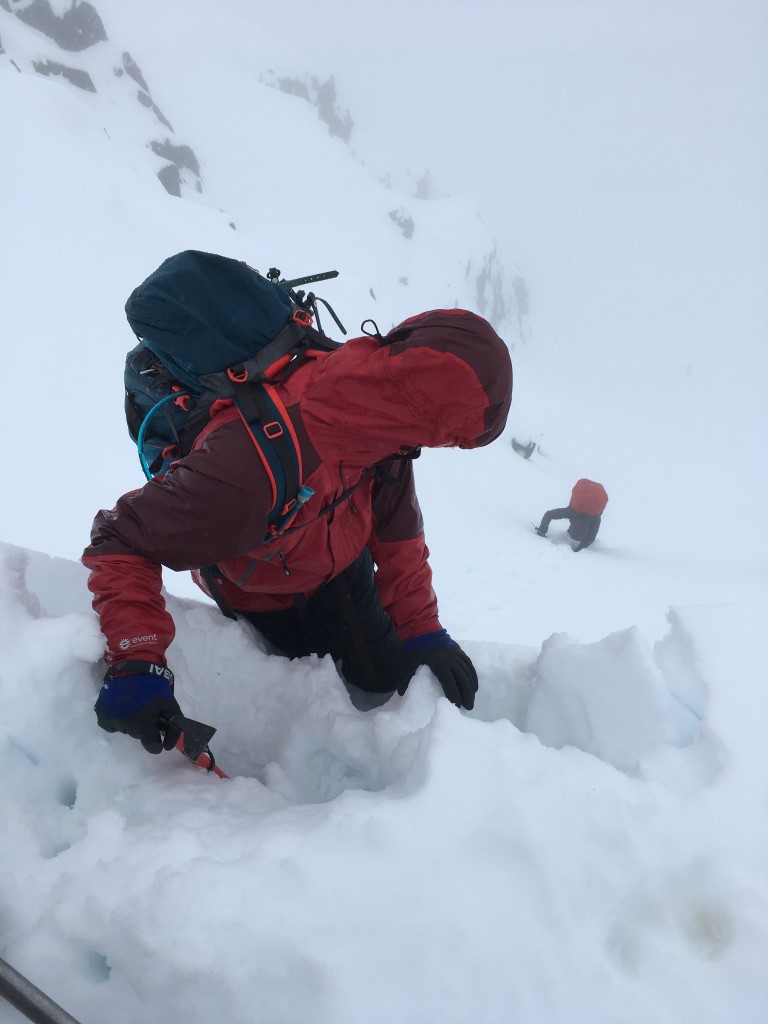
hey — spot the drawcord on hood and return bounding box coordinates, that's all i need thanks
[267,448,421,545]
[340,461,358,515]
[361,319,384,344]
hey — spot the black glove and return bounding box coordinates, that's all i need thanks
[397,630,478,710]
[536,526,547,537]
[95,660,182,754]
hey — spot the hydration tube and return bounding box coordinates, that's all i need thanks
[136,392,189,480]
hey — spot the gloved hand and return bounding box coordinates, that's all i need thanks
[94,660,182,754]
[397,630,478,710]
[536,526,547,537]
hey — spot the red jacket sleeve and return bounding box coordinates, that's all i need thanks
[367,457,441,640]
[83,552,174,666]
[83,417,272,666]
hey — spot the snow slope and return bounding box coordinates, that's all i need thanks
[2,544,766,1024]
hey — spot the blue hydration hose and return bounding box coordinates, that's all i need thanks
[136,392,188,480]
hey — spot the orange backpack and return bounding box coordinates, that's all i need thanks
[570,479,608,515]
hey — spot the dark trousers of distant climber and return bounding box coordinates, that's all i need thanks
[235,548,401,710]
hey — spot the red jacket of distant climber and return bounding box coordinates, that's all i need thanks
[83,309,513,667]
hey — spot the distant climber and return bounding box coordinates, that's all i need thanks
[535,479,608,552]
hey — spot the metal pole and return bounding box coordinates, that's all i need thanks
[0,957,83,1024]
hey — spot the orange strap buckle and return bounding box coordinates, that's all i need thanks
[263,421,284,439]
[171,386,191,410]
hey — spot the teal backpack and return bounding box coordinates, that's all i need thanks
[123,249,344,535]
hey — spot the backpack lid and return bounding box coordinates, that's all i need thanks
[570,478,608,515]
[124,250,294,389]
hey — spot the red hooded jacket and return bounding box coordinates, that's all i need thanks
[83,309,512,667]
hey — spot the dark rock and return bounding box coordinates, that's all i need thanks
[151,139,202,196]
[268,72,354,143]
[313,75,353,143]
[511,438,537,459]
[121,51,149,92]
[474,248,508,326]
[512,275,529,317]
[389,209,415,240]
[33,58,95,91]
[13,0,107,52]
[150,139,200,177]
[156,163,181,197]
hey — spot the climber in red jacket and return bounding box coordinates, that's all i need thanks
[84,308,513,754]
[536,479,608,552]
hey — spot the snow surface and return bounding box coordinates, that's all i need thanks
[1,2,766,1022]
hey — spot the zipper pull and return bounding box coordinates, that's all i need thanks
[277,550,291,577]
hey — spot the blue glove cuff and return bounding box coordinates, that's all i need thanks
[96,673,175,719]
[104,660,174,686]
[402,629,455,652]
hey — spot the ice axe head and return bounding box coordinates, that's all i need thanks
[162,713,217,762]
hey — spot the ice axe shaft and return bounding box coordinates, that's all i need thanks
[0,956,82,1024]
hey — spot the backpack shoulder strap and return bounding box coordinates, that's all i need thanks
[224,325,340,537]
[230,379,302,532]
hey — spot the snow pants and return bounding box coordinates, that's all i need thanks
[235,548,401,710]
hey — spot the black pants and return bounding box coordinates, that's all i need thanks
[235,549,402,709]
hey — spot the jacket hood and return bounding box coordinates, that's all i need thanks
[298,309,513,462]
